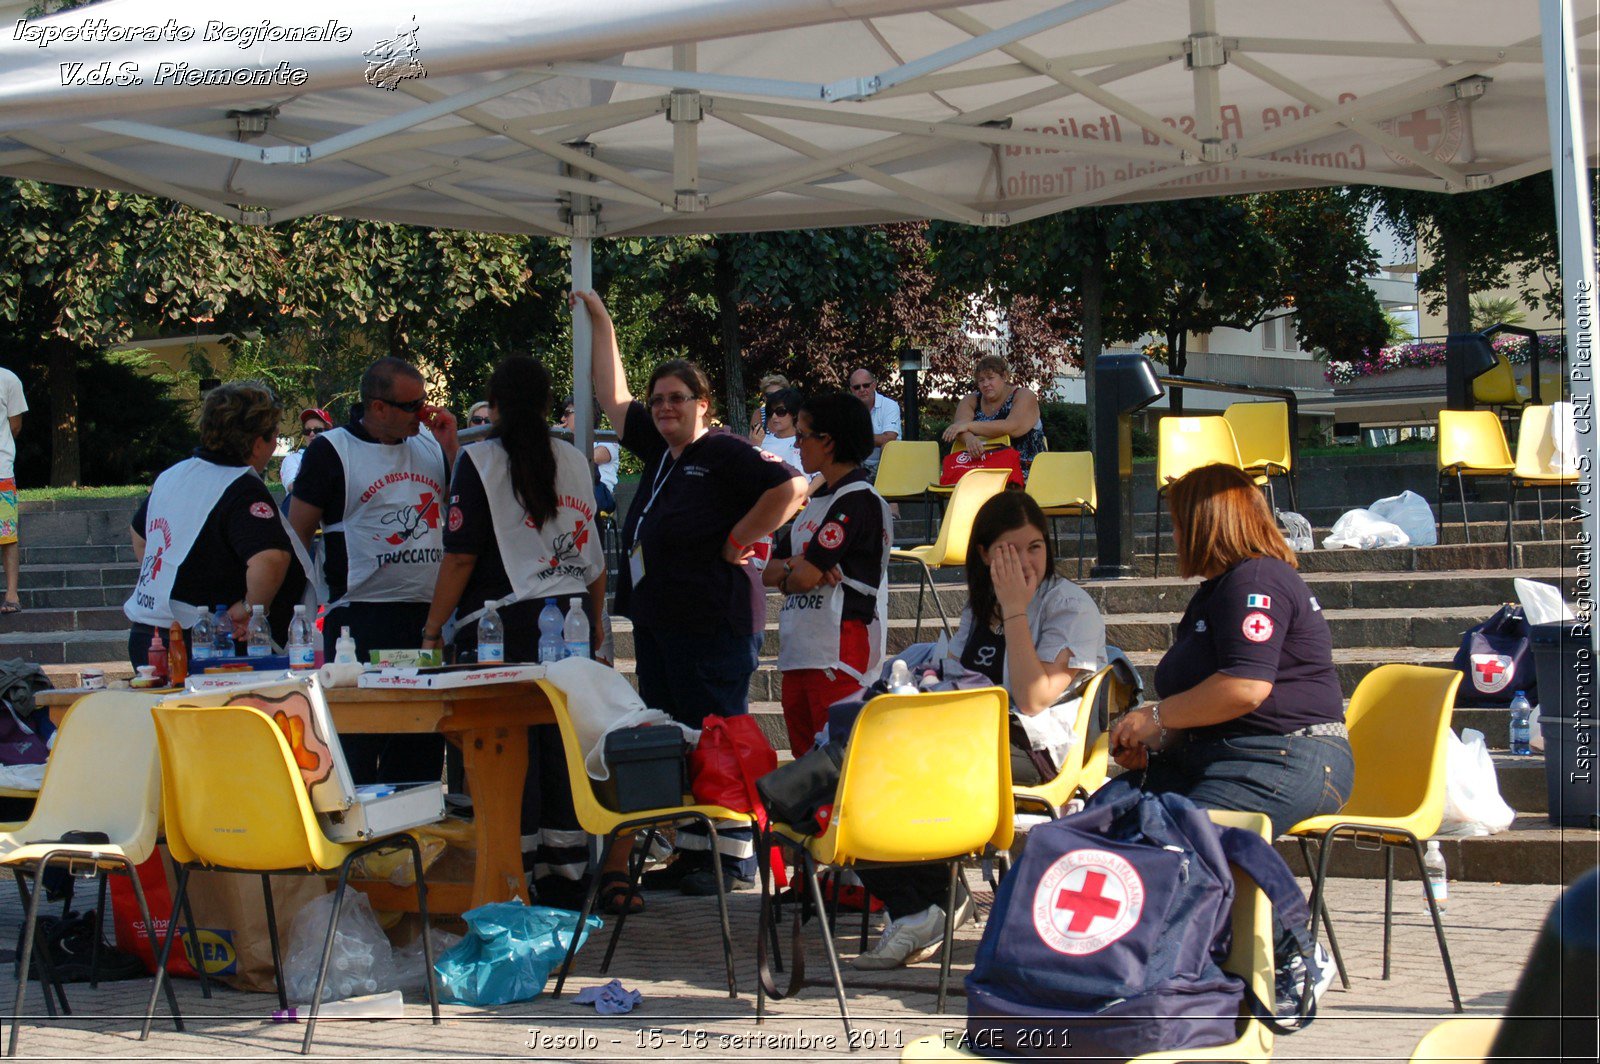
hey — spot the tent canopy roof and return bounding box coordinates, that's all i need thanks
[0,0,1594,236]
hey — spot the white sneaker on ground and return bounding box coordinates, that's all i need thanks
[1274,943,1334,1028]
[852,904,946,970]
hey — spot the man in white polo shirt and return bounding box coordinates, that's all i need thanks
[849,367,900,472]
[0,366,27,615]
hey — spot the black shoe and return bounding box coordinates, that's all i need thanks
[640,856,703,891]
[679,867,753,897]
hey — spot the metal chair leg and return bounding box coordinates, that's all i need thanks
[1505,475,1516,567]
[88,873,107,990]
[1295,837,1348,989]
[120,858,183,1034]
[9,868,67,1018]
[302,866,355,1055]
[1406,835,1463,1012]
[171,850,212,1001]
[1154,495,1162,577]
[406,837,441,1026]
[555,829,612,996]
[803,854,852,1040]
[1382,846,1394,980]
[703,820,739,999]
[261,874,289,1012]
[1455,471,1471,543]
[140,861,191,1041]
[1287,469,1300,515]
[1076,509,1088,581]
[9,862,53,1057]
[936,862,959,1015]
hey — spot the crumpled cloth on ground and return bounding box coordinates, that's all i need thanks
[573,978,642,1014]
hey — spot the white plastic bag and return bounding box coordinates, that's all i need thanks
[283,890,400,1004]
[1322,508,1409,550]
[1515,578,1577,626]
[1369,490,1437,546]
[1438,728,1516,836]
[1277,510,1314,552]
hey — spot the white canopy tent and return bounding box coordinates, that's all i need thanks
[1,0,1594,594]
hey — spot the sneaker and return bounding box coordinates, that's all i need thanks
[679,867,753,897]
[1274,943,1334,1028]
[951,882,974,931]
[852,904,946,970]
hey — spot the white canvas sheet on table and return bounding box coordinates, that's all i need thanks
[356,664,547,690]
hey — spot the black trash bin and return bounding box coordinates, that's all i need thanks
[1530,622,1598,828]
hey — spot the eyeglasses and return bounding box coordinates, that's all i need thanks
[850,381,875,392]
[794,430,830,443]
[560,409,575,419]
[769,407,792,418]
[303,427,325,437]
[381,395,428,414]
[648,392,696,409]
[468,415,491,426]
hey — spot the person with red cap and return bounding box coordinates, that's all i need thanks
[279,406,332,496]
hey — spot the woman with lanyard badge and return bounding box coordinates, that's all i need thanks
[573,290,807,897]
[763,392,890,755]
[420,357,613,911]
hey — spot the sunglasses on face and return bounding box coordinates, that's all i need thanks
[381,395,428,414]
[303,427,325,437]
[794,429,830,443]
[769,407,792,418]
[561,408,575,419]
[850,381,874,392]
[469,415,491,425]
[648,392,695,409]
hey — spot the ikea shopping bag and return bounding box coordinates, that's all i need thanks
[434,901,600,1006]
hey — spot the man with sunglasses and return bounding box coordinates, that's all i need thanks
[848,367,900,472]
[289,357,458,782]
[277,406,332,498]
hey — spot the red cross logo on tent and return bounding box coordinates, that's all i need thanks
[1032,850,1143,955]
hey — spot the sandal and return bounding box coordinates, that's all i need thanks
[599,872,645,916]
[0,601,20,615]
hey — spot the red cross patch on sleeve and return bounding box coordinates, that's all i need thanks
[1241,611,1275,643]
[816,521,845,550]
[249,502,274,519]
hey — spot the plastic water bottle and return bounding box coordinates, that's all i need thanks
[212,604,235,658]
[888,659,916,694]
[536,599,564,664]
[334,626,358,665]
[246,604,271,657]
[479,600,507,664]
[191,611,215,661]
[562,597,590,660]
[287,605,316,671]
[1423,840,1449,914]
[1508,691,1532,755]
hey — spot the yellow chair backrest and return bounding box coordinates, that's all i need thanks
[922,467,1010,566]
[1157,416,1242,486]
[832,687,1013,864]
[1223,402,1291,473]
[1015,666,1111,809]
[4,691,164,866]
[1437,410,1513,472]
[538,679,636,835]
[1472,349,1521,406]
[1205,810,1276,1056]
[874,441,942,499]
[152,703,338,872]
[1408,1017,1503,1062]
[1513,405,1572,479]
[1025,451,1096,512]
[1341,665,1462,829]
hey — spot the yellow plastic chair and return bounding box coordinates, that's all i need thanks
[141,704,440,1055]
[873,440,943,542]
[1024,451,1096,579]
[927,433,1013,501]
[1013,666,1111,819]
[890,467,1010,642]
[1471,348,1524,408]
[1224,401,1298,514]
[1288,664,1464,1013]
[537,679,758,1000]
[1408,1017,1503,1062]
[1436,410,1514,559]
[0,691,182,1056]
[758,688,1013,1033]
[1511,405,1579,541]
[1154,417,1242,576]
[900,809,1278,1064]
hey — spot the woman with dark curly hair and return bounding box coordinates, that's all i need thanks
[125,380,313,666]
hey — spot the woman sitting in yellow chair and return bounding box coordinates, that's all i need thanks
[854,491,1104,971]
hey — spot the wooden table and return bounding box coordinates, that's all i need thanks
[43,682,555,915]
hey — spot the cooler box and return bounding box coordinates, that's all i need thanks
[595,725,688,812]
[159,675,447,840]
[1530,622,1598,828]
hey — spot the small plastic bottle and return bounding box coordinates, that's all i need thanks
[536,599,564,664]
[246,604,271,657]
[479,600,507,664]
[562,597,590,660]
[1422,840,1449,914]
[191,611,215,661]
[287,605,316,671]
[334,626,358,665]
[146,626,168,684]
[212,604,235,658]
[597,609,614,663]
[888,659,916,694]
[1508,691,1533,755]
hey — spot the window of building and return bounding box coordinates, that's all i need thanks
[1261,318,1277,350]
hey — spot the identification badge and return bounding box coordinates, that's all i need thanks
[629,542,645,587]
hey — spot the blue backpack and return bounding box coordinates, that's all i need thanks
[964,785,1314,1060]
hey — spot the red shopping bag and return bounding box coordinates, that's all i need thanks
[939,446,1025,488]
[109,850,199,979]
[690,715,778,827]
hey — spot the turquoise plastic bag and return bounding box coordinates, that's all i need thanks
[433,901,602,1006]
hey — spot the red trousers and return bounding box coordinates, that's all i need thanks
[779,620,870,757]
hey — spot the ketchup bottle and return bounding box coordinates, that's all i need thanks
[147,626,169,685]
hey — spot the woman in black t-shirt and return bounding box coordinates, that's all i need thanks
[1108,464,1353,837]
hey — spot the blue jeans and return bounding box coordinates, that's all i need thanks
[1133,733,1355,840]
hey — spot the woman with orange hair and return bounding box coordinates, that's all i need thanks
[1108,462,1352,835]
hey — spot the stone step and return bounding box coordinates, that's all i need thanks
[18,562,139,590]
[1275,817,1597,885]
[0,629,128,665]
[18,543,136,566]
[0,606,127,634]
[1491,752,1553,814]
[17,585,132,611]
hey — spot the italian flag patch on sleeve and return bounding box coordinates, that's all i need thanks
[1246,594,1272,609]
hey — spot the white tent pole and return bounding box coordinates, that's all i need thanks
[571,233,595,466]
[1541,0,1598,651]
